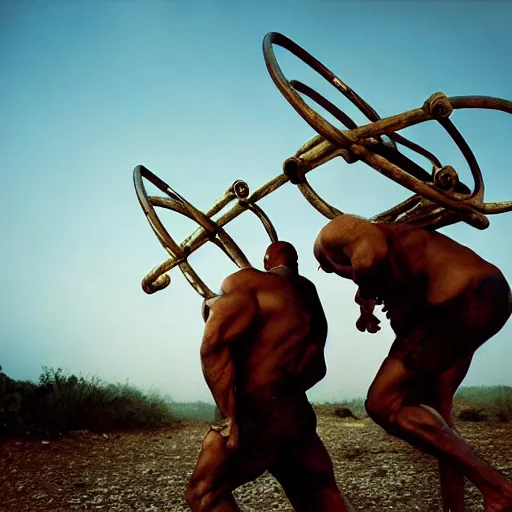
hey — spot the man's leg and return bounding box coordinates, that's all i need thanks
[426,353,474,512]
[186,429,269,512]
[269,431,354,512]
[365,355,512,512]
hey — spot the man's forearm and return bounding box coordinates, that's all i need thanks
[353,266,387,302]
[355,287,376,312]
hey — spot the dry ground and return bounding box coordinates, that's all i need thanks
[1,413,511,512]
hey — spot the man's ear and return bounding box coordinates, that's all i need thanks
[201,300,211,323]
[313,239,323,263]
[263,252,271,270]
[201,295,222,322]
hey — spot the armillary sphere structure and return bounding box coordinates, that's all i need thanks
[133,32,512,300]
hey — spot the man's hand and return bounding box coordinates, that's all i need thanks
[354,287,383,333]
[211,417,239,452]
[356,312,381,334]
[225,420,239,452]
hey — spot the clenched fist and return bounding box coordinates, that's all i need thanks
[356,312,381,333]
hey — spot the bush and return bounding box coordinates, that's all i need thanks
[312,399,367,419]
[0,366,174,438]
[455,386,512,423]
[458,407,488,422]
[334,407,357,419]
[311,386,512,424]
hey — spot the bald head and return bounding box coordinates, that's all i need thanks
[264,241,299,273]
[314,214,387,274]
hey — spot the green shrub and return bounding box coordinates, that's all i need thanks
[0,366,174,438]
[311,386,512,424]
[334,407,357,419]
[455,386,512,423]
[458,407,488,422]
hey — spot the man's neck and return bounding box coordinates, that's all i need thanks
[268,265,295,278]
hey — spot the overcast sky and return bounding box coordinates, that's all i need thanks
[1,0,511,403]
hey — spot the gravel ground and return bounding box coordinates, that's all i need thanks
[1,414,511,512]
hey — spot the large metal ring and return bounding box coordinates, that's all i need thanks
[263,32,512,229]
[134,166,279,298]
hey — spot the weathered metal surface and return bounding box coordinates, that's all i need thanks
[133,32,511,298]
[133,165,280,298]
[263,31,512,229]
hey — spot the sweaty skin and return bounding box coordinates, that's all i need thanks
[314,214,512,512]
[186,241,354,512]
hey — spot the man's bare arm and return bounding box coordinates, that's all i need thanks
[350,234,389,301]
[294,280,328,391]
[200,285,258,421]
[296,344,327,391]
[354,288,382,333]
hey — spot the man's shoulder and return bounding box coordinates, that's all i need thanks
[391,225,433,245]
[332,214,371,230]
[320,214,376,245]
[297,275,317,291]
[220,267,265,291]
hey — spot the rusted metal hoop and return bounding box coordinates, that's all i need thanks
[263,32,379,149]
[264,32,512,228]
[285,80,458,220]
[290,80,445,175]
[134,166,279,298]
[134,165,253,298]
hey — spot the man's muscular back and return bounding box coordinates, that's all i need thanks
[315,215,507,333]
[217,267,327,395]
[380,223,503,306]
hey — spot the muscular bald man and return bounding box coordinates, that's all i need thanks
[314,214,512,512]
[186,241,353,512]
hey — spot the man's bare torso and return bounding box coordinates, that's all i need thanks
[374,223,504,325]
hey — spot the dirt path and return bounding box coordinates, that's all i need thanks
[1,416,511,511]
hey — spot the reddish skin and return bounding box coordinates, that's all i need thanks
[186,241,354,512]
[314,214,512,512]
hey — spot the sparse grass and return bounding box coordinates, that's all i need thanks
[313,386,512,424]
[457,407,489,422]
[168,401,217,422]
[333,406,358,419]
[0,366,175,438]
[455,385,512,423]
[312,398,367,419]
[2,362,510,442]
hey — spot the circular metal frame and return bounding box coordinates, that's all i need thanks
[133,165,278,298]
[263,31,512,229]
[263,32,379,148]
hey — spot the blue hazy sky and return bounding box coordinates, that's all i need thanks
[1,1,511,403]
